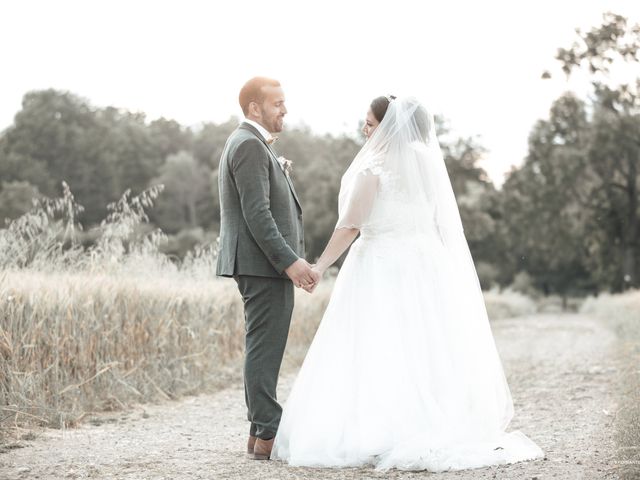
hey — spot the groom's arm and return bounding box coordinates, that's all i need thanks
[231,138,299,274]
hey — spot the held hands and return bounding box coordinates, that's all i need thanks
[284,259,321,293]
[304,265,325,293]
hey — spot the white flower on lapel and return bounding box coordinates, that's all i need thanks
[277,156,293,176]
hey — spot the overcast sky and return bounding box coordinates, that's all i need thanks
[2,0,639,187]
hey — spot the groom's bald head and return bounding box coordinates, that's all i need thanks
[239,76,287,133]
[239,77,281,116]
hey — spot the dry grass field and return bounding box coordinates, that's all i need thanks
[0,265,552,442]
[0,186,552,440]
[0,269,337,438]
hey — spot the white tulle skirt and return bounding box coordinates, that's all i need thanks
[271,229,544,472]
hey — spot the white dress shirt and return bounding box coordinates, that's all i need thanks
[242,118,274,143]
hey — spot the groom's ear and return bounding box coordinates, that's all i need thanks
[247,101,263,120]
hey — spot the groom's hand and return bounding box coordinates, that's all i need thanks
[285,259,318,289]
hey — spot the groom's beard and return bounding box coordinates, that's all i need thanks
[271,115,285,133]
[259,112,285,134]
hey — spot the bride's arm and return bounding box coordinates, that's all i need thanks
[305,172,379,292]
[313,227,360,276]
[315,172,379,274]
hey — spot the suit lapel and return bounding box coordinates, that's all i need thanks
[239,123,302,209]
[265,143,302,207]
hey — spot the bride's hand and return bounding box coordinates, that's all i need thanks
[312,264,326,278]
[304,265,324,293]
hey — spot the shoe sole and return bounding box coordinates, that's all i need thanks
[249,453,270,460]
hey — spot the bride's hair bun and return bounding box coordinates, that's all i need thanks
[370,95,396,122]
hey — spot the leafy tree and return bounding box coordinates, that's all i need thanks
[276,127,360,260]
[0,181,40,226]
[149,151,212,232]
[497,13,640,295]
[435,117,502,275]
[148,118,193,161]
[0,90,165,225]
[551,12,640,290]
[0,90,109,217]
[498,93,595,302]
[0,89,501,269]
[96,107,163,211]
[192,119,238,167]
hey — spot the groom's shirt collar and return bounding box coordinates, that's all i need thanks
[242,118,274,143]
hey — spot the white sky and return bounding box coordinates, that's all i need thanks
[2,0,639,187]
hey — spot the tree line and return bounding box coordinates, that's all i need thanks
[0,13,638,297]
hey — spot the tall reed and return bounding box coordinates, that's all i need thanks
[0,185,243,436]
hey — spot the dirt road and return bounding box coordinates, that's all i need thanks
[1,313,635,479]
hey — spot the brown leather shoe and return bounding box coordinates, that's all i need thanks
[251,437,274,460]
[247,435,257,455]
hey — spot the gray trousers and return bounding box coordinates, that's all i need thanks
[234,275,294,440]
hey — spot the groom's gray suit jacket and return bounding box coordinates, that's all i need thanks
[216,122,304,278]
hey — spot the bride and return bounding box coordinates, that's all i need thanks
[271,96,544,472]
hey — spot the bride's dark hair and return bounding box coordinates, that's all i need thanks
[370,95,396,122]
[413,104,431,142]
[371,95,431,142]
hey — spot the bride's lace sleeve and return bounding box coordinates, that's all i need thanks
[335,165,381,230]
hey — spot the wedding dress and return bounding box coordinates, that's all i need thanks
[271,97,544,472]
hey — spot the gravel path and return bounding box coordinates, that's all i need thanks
[0,313,634,479]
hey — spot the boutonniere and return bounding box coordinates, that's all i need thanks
[277,156,293,176]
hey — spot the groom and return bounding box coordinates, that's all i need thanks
[216,77,319,460]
